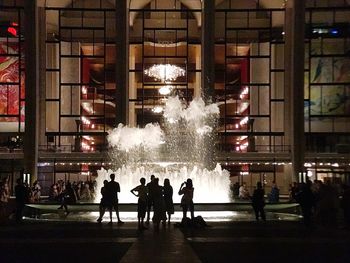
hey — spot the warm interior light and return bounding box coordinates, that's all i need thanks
[152,106,163,113]
[159,85,173,95]
[144,64,185,82]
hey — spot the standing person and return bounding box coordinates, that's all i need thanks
[80,183,93,202]
[163,178,174,224]
[97,180,111,223]
[152,178,166,230]
[0,178,10,220]
[289,182,299,202]
[296,181,315,227]
[341,184,350,227]
[268,181,280,203]
[252,182,266,221]
[15,178,28,222]
[32,180,41,202]
[106,173,123,224]
[131,177,148,230]
[179,178,194,220]
[146,174,155,223]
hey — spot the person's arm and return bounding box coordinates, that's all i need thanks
[178,182,185,195]
[117,183,120,193]
[130,186,139,197]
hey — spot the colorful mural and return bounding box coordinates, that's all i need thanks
[306,39,350,116]
[0,41,25,127]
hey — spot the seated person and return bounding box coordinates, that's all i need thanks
[239,183,250,200]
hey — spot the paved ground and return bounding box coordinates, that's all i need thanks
[0,218,349,263]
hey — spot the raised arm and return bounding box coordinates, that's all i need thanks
[178,182,185,195]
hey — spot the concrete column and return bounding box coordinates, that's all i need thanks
[285,0,305,181]
[38,7,46,147]
[115,0,129,125]
[201,0,215,102]
[24,1,40,183]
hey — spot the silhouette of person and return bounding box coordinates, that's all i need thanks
[97,180,111,223]
[146,174,155,223]
[252,182,266,221]
[131,177,148,230]
[296,181,315,227]
[341,184,350,227]
[58,182,77,215]
[15,178,29,222]
[163,178,174,224]
[106,173,123,224]
[179,178,194,220]
[152,178,166,230]
[268,181,280,203]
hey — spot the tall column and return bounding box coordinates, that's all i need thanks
[115,0,129,125]
[24,1,40,183]
[38,7,46,148]
[285,0,305,181]
[201,0,215,102]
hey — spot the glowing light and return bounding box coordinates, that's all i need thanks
[240,117,249,126]
[144,64,185,82]
[82,86,87,95]
[7,27,17,37]
[159,85,173,95]
[239,87,249,99]
[152,106,163,113]
[82,116,91,125]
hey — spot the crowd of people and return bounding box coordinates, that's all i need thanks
[0,177,42,222]
[96,174,195,230]
[49,180,96,203]
[97,174,194,230]
[2,174,350,228]
[290,180,350,227]
[231,179,350,227]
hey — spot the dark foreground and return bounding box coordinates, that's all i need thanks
[1,219,349,263]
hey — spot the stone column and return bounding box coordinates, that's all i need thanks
[284,0,305,181]
[24,1,40,183]
[201,0,215,102]
[115,0,129,125]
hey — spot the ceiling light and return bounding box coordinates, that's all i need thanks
[144,64,185,82]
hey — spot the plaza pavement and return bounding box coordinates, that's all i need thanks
[1,217,349,263]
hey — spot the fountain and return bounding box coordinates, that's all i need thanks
[96,96,231,203]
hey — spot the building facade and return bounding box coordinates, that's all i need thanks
[0,0,349,195]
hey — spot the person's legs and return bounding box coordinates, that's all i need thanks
[146,200,152,223]
[190,202,194,220]
[167,212,171,224]
[182,206,187,219]
[63,203,68,213]
[253,206,259,221]
[114,202,123,223]
[260,207,266,221]
[97,204,105,222]
[109,207,113,223]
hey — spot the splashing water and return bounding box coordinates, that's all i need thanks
[96,96,231,203]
